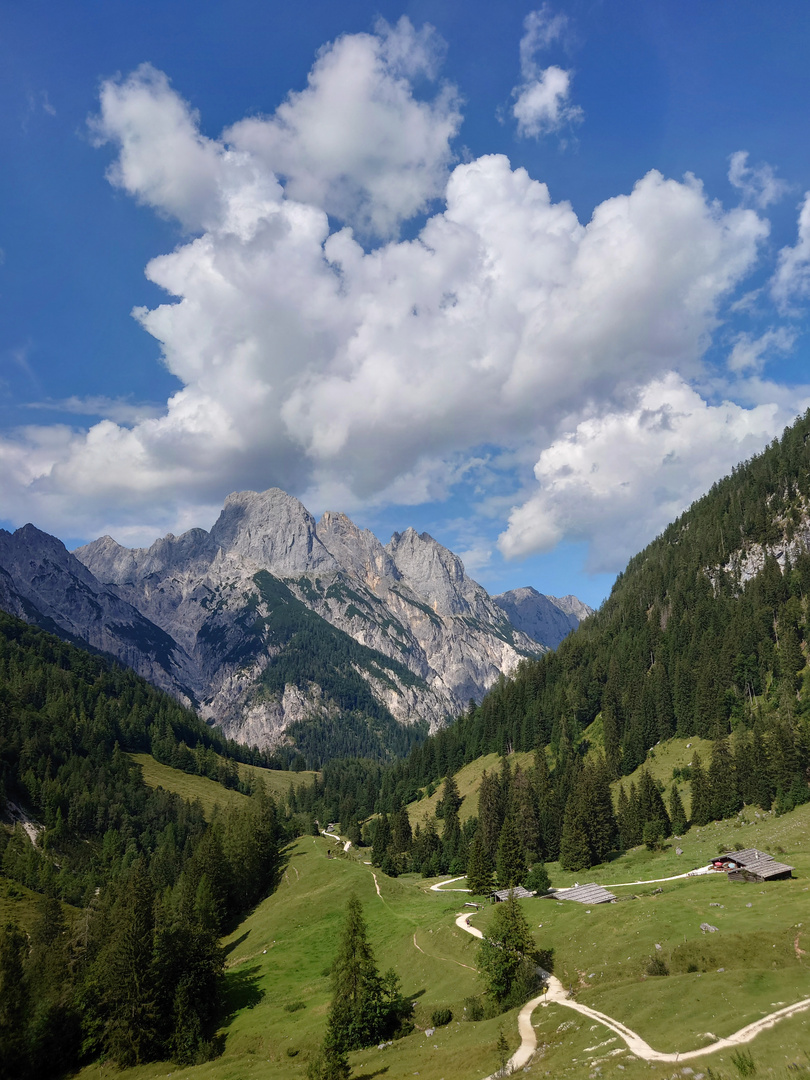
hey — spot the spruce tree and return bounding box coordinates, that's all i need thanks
[97,860,160,1067]
[689,752,712,826]
[0,921,29,1080]
[708,738,741,820]
[477,893,538,1005]
[636,770,671,838]
[559,785,592,872]
[325,895,408,1053]
[668,784,688,835]
[466,826,495,895]
[496,815,527,888]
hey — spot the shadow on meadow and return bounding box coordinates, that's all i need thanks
[222,962,265,1022]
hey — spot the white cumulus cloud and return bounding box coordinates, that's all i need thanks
[511,7,582,139]
[498,374,798,572]
[0,22,784,571]
[772,191,810,309]
[728,151,788,209]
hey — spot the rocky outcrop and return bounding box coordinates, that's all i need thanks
[0,488,589,754]
[493,586,593,649]
[0,525,198,702]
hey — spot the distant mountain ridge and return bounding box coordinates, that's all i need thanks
[0,489,590,758]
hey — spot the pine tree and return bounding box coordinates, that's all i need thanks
[496,815,527,888]
[478,771,504,861]
[689,752,712,826]
[636,770,671,838]
[559,784,593,871]
[477,893,538,1005]
[325,895,409,1053]
[97,860,160,1066]
[668,784,688,835]
[466,826,495,895]
[0,921,29,1080]
[708,738,741,820]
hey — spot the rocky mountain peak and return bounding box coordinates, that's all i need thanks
[209,488,338,575]
[386,527,493,618]
[317,511,400,589]
[493,586,593,650]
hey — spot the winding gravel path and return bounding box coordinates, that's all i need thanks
[454,911,810,1076]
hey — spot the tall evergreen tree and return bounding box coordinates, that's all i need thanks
[466,826,495,896]
[689,752,713,826]
[477,893,538,1006]
[668,784,688,835]
[496,815,527,888]
[0,921,28,1080]
[324,895,409,1053]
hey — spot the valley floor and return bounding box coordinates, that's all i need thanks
[72,799,810,1080]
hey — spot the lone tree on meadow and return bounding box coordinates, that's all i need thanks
[477,892,540,1008]
[320,894,411,1060]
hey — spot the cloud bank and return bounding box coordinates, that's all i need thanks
[1,18,807,574]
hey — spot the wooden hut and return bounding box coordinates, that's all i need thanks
[723,850,794,883]
[490,886,535,903]
[551,882,616,905]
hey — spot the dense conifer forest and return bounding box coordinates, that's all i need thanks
[294,410,810,879]
[0,613,286,1076]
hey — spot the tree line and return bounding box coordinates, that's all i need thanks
[0,612,287,1076]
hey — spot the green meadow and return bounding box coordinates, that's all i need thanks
[68,795,810,1080]
[129,753,318,819]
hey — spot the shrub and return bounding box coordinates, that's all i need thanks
[645,954,669,976]
[285,1000,306,1012]
[464,996,485,1021]
[431,1008,453,1027]
[525,862,551,894]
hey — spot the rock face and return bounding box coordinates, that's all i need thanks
[0,525,198,701]
[0,488,590,756]
[493,586,593,649]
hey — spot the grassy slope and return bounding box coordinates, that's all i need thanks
[129,753,318,819]
[74,798,810,1080]
[407,751,535,829]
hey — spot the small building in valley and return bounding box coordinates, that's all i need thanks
[490,886,535,902]
[551,883,616,905]
[715,849,794,882]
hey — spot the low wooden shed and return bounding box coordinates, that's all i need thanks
[723,850,794,883]
[551,882,616,905]
[490,886,535,902]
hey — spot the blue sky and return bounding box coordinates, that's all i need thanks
[2,1,810,608]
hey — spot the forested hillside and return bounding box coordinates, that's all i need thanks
[0,612,286,1076]
[295,410,810,878]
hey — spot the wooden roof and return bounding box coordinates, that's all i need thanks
[491,886,535,901]
[730,856,794,879]
[553,883,616,905]
[721,850,794,877]
[720,848,768,865]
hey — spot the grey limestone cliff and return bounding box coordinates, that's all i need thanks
[493,586,593,650]
[0,487,590,755]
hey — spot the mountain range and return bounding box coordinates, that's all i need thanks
[0,488,591,758]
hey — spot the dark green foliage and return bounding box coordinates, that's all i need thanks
[496,814,527,888]
[324,895,412,1053]
[645,953,669,976]
[466,825,495,895]
[0,612,284,1076]
[0,920,28,1080]
[478,893,539,1007]
[431,1007,453,1026]
[525,861,551,894]
[690,752,713,826]
[668,784,688,835]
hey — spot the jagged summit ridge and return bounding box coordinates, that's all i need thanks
[0,488,590,754]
